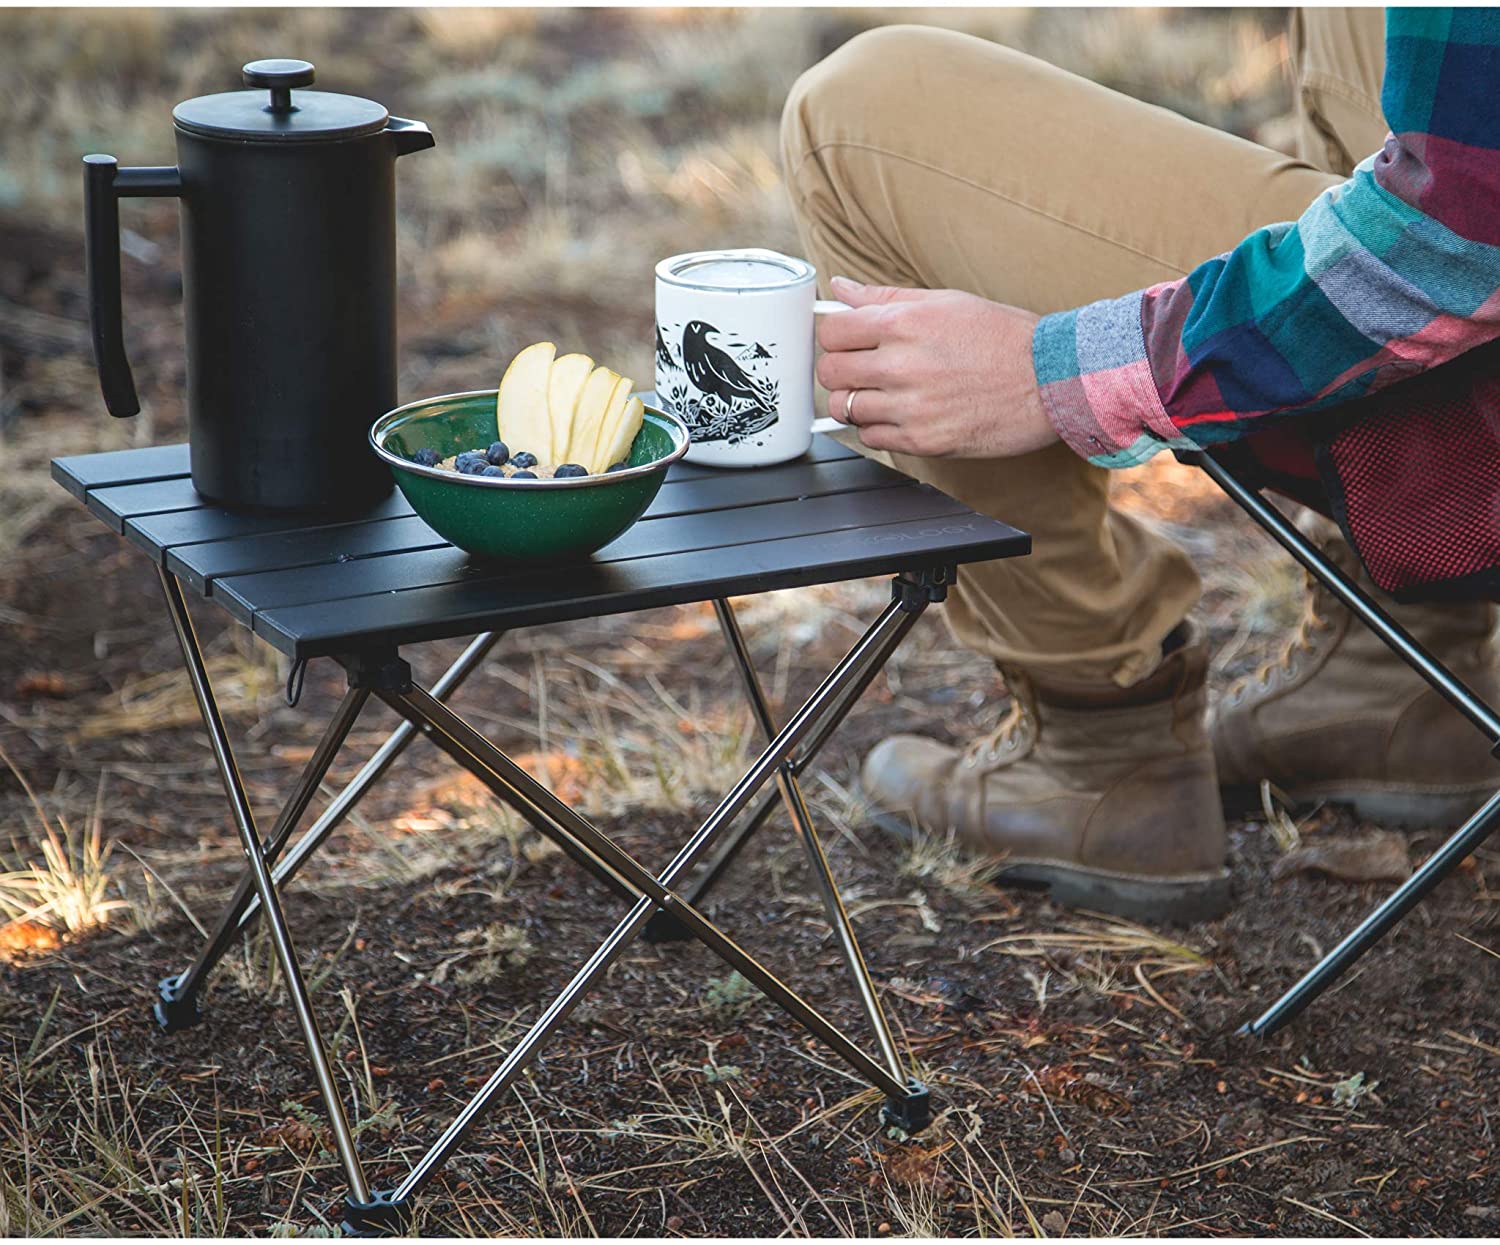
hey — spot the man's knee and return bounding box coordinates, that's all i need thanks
[780,25,955,176]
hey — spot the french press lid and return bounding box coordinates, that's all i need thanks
[172,59,390,142]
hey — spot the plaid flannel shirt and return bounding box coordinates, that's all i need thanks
[1033,7,1500,469]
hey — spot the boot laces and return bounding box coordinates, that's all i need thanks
[1229,584,1335,701]
[962,697,1032,767]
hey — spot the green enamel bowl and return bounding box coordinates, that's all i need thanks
[369,390,689,561]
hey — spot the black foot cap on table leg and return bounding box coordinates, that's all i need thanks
[152,974,203,1034]
[643,909,692,944]
[342,1190,412,1237]
[881,1079,933,1136]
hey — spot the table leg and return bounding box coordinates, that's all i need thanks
[233,632,501,933]
[377,598,921,1211]
[386,682,906,1091]
[712,598,907,1084]
[156,567,371,1206]
[154,683,368,1030]
[155,632,502,1028]
[643,594,906,942]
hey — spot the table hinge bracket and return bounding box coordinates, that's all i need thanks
[893,566,953,612]
[340,651,413,693]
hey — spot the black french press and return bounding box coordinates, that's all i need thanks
[85,59,434,513]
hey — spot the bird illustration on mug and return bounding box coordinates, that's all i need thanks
[656,319,780,444]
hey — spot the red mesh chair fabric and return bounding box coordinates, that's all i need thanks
[1317,340,1500,603]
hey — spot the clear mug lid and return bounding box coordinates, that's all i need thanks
[656,249,815,293]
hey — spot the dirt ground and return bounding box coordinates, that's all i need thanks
[1,7,1496,1239]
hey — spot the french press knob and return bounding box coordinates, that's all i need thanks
[241,58,316,114]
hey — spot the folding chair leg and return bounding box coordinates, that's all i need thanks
[1193,454,1500,1035]
[155,683,369,1031]
[156,568,372,1207]
[712,597,908,1085]
[1240,787,1500,1038]
[375,597,924,1209]
[1198,453,1500,746]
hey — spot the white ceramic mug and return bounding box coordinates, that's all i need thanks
[654,248,846,468]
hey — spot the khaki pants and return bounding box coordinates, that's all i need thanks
[781,8,1387,686]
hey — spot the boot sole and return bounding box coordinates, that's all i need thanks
[988,861,1233,925]
[1220,782,1495,830]
[869,811,1232,925]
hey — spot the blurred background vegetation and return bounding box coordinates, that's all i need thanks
[0,7,1292,503]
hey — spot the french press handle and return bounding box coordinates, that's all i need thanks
[83,154,181,417]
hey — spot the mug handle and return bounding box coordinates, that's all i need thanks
[812,299,853,434]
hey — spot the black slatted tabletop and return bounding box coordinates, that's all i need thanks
[53,436,1029,659]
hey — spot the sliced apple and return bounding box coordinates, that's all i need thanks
[596,394,645,473]
[568,366,620,473]
[548,352,594,465]
[585,375,634,472]
[496,341,556,461]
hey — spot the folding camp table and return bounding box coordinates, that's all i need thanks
[52,433,1029,1233]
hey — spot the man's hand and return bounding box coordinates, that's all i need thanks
[816,276,1057,459]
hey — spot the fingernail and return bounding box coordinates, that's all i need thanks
[831,275,859,292]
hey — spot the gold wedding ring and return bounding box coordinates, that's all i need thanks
[844,388,859,426]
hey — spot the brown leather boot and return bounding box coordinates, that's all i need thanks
[1212,531,1500,827]
[861,625,1230,923]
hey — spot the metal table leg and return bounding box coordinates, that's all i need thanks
[238,631,502,929]
[366,590,932,1216]
[157,567,371,1206]
[644,573,939,942]
[154,682,368,1030]
[154,630,502,1024]
[401,696,642,904]
[711,597,907,1085]
[150,571,945,1233]
[384,685,908,1092]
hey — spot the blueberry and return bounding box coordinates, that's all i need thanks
[411,447,440,467]
[455,452,487,475]
[510,450,538,470]
[607,461,630,473]
[486,441,510,466]
[554,463,588,478]
[481,464,505,477]
[510,469,538,480]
